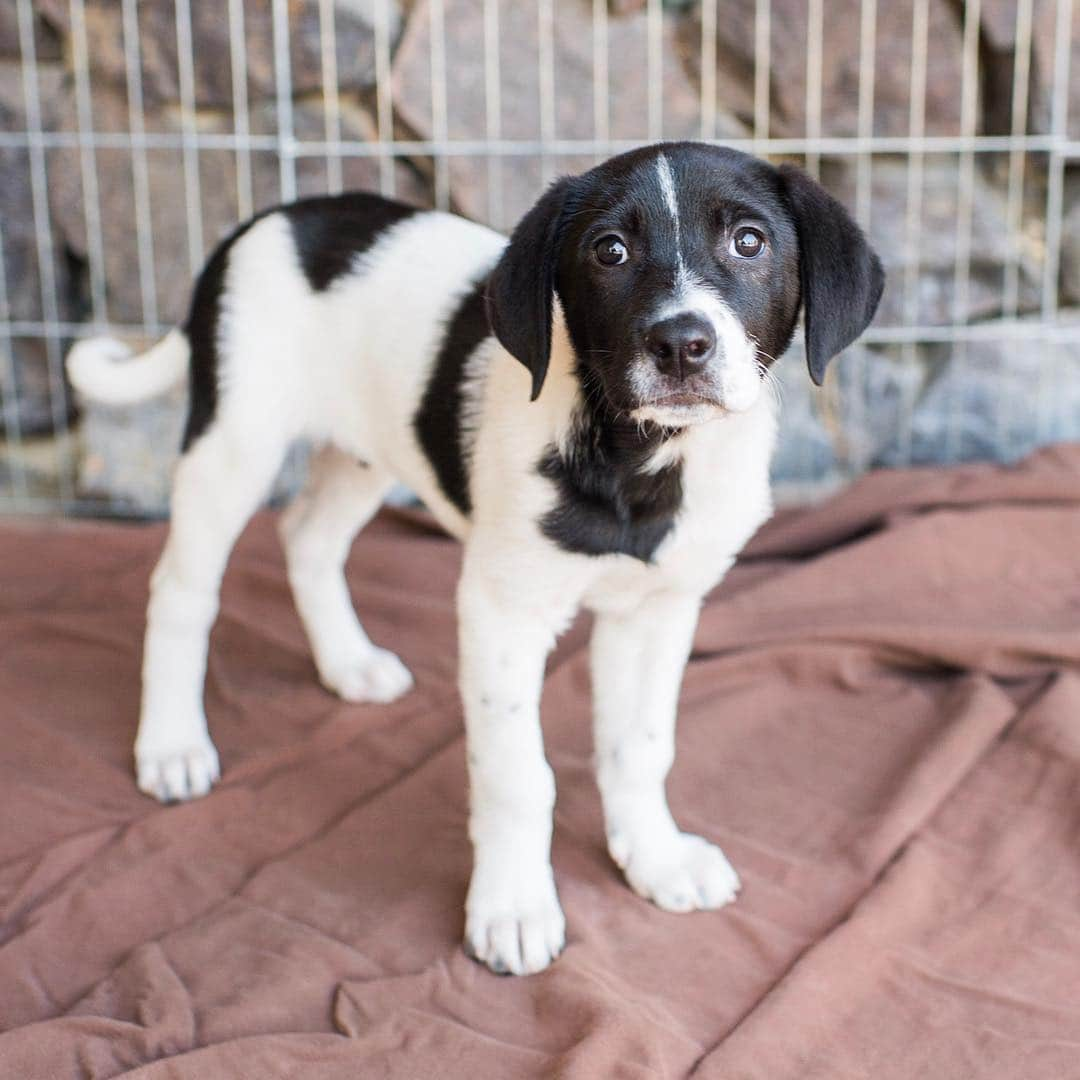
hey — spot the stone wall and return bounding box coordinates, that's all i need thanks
[1,0,1079,510]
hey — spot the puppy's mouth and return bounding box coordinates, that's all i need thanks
[646,390,722,409]
[629,392,725,427]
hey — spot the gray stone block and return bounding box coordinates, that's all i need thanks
[890,315,1080,467]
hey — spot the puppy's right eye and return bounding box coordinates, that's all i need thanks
[594,235,628,266]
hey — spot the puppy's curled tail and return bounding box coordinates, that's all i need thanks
[66,329,189,407]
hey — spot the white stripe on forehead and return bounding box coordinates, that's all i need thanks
[655,152,689,296]
[655,153,681,242]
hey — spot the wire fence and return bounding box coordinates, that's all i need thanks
[1,0,1078,514]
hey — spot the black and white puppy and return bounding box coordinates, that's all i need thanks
[68,141,883,976]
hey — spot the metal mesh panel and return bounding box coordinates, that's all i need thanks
[1,0,1078,514]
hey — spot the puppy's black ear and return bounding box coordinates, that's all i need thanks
[486,176,577,401]
[779,164,885,386]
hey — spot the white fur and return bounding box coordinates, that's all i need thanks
[655,153,687,293]
[681,283,765,413]
[631,279,764,427]
[67,201,777,976]
[67,329,188,405]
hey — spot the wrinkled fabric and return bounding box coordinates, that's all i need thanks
[2,444,1080,1078]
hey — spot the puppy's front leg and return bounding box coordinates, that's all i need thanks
[592,590,740,912]
[458,557,573,975]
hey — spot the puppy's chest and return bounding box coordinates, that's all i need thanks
[534,412,775,582]
[537,439,682,563]
[535,412,695,565]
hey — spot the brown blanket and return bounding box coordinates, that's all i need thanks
[3,445,1080,1078]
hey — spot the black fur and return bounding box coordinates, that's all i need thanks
[414,277,492,514]
[537,382,683,562]
[486,177,578,401]
[286,192,419,292]
[182,193,420,451]
[778,163,885,385]
[182,215,261,450]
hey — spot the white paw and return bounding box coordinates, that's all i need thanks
[320,646,414,704]
[136,737,220,803]
[613,831,741,913]
[464,863,566,975]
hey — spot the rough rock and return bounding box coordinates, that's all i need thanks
[0,338,69,441]
[0,4,62,61]
[772,342,926,494]
[771,316,1079,488]
[75,377,187,512]
[678,0,966,138]
[49,84,251,328]
[1061,170,1080,307]
[48,82,432,327]
[392,0,738,229]
[0,4,15,58]
[980,0,1080,138]
[291,97,434,207]
[887,313,1080,466]
[1,61,75,435]
[7,0,1080,504]
[75,377,310,513]
[37,0,399,110]
[771,353,841,492]
[1,63,70,324]
[819,157,1044,327]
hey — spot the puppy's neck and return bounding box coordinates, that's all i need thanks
[545,300,683,469]
[576,371,682,457]
[538,361,685,562]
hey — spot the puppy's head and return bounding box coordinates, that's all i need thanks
[487,142,884,425]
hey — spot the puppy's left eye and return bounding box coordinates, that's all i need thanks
[730,228,766,259]
[594,235,629,266]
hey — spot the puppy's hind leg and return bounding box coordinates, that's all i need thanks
[279,445,413,704]
[137,424,286,802]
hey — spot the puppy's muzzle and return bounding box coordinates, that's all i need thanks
[643,312,716,381]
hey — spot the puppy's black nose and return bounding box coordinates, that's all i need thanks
[644,313,716,379]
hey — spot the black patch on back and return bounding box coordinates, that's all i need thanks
[538,381,684,562]
[413,277,492,515]
[286,192,419,292]
[180,193,421,451]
